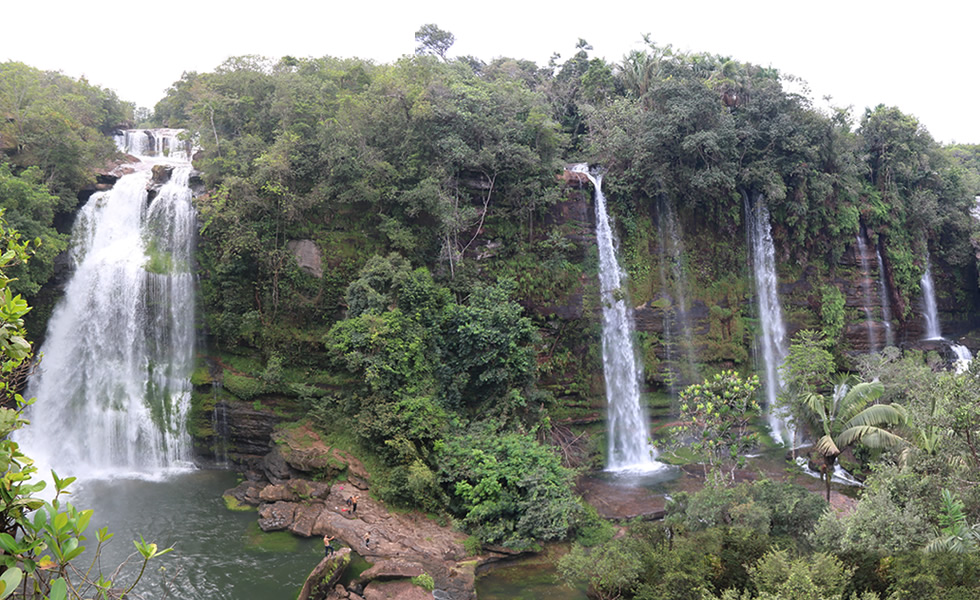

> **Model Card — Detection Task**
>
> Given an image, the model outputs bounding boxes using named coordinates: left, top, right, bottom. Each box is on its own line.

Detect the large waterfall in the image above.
left=20, top=129, right=197, bottom=479
left=744, top=192, right=793, bottom=446
left=575, top=166, right=659, bottom=471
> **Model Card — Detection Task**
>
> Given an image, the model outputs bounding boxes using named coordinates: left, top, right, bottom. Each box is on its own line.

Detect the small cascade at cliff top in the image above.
left=744, top=192, right=794, bottom=446
left=20, top=129, right=197, bottom=479
left=573, top=165, right=661, bottom=472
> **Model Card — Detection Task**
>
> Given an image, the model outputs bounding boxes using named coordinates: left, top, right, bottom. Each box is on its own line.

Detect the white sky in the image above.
left=4, top=0, right=978, bottom=144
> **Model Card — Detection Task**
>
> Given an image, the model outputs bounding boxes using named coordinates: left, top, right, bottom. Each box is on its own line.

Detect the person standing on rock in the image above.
left=324, top=535, right=335, bottom=557
left=351, top=495, right=359, bottom=514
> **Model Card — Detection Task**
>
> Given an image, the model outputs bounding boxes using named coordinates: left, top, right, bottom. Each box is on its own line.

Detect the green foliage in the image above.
left=437, top=423, right=578, bottom=549
left=747, top=548, right=853, bottom=600
left=0, top=62, right=130, bottom=210
left=410, top=572, right=435, bottom=591
left=925, top=490, right=980, bottom=554
left=557, top=535, right=645, bottom=600
left=0, top=166, right=66, bottom=296
left=670, top=370, right=761, bottom=478
left=414, top=24, right=454, bottom=60
left=666, top=478, right=827, bottom=546
left=819, top=284, right=846, bottom=343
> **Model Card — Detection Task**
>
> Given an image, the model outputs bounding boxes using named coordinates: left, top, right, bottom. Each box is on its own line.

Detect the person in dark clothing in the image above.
left=323, top=535, right=335, bottom=557
left=351, top=495, right=359, bottom=514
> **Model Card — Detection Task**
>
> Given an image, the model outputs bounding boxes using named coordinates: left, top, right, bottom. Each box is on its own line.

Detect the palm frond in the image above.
left=841, top=403, right=907, bottom=430
left=803, top=392, right=830, bottom=436
left=837, top=426, right=904, bottom=449
left=814, top=434, right=839, bottom=457
left=837, top=381, right=884, bottom=423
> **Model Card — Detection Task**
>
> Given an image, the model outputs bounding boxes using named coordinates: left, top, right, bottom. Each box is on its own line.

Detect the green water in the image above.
left=476, top=558, right=588, bottom=600
left=72, top=470, right=321, bottom=600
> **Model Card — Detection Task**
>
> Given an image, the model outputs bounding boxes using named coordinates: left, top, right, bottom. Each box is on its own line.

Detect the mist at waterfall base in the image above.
left=15, top=131, right=319, bottom=598
left=575, top=165, right=663, bottom=474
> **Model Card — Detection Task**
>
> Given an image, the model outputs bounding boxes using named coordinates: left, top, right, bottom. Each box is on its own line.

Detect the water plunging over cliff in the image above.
left=854, top=233, right=877, bottom=352
left=657, top=196, right=698, bottom=391
left=574, top=166, right=660, bottom=471
left=919, top=256, right=973, bottom=371
left=875, top=244, right=895, bottom=347
left=744, top=192, right=793, bottom=446
left=921, top=259, right=942, bottom=340
left=21, top=129, right=197, bottom=478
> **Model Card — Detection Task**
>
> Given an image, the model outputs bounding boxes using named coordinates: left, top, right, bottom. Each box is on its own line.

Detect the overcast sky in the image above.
left=4, top=0, right=978, bottom=144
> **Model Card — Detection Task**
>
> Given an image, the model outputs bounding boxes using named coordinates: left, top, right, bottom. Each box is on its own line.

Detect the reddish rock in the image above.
left=361, top=580, right=431, bottom=600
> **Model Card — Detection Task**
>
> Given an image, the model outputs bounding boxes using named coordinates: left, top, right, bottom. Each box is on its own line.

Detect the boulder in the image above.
left=297, top=548, right=351, bottom=600
left=273, top=425, right=371, bottom=487
left=287, top=239, right=323, bottom=278
left=361, top=580, right=431, bottom=600
left=357, top=559, right=425, bottom=583
left=257, top=501, right=297, bottom=532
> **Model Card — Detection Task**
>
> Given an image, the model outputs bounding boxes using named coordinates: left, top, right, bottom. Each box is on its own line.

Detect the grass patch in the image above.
left=244, top=522, right=299, bottom=553
left=223, top=494, right=256, bottom=512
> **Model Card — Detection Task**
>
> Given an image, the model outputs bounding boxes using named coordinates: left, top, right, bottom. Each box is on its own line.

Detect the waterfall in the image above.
left=573, top=166, right=659, bottom=471
left=921, top=259, right=942, bottom=340
left=744, top=192, right=793, bottom=446
left=657, top=196, right=698, bottom=390
left=919, top=255, right=973, bottom=371
left=875, top=244, right=895, bottom=347
left=21, top=129, right=197, bottom=479
left=854, top=233, right=877, bottom=352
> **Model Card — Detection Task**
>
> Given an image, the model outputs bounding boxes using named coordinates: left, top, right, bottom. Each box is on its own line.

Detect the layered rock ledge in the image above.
left=224, top=423, right=480, bottom=599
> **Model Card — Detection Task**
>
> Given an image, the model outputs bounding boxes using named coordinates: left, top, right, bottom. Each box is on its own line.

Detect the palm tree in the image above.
left=804, top=376, right=907, bottom=500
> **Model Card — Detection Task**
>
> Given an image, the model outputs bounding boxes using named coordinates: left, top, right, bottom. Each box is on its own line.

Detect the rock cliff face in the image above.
left=534, top=173, right=980, bottom=398
left=222, top=423, right=482, bottom=600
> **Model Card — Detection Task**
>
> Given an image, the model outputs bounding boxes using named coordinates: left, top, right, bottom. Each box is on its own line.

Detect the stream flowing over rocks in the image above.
left=223, top=424, right=486, bottom=599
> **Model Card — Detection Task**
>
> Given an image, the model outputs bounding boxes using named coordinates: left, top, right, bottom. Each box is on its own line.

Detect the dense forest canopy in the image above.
left=3, top=27, right=980, bottom=597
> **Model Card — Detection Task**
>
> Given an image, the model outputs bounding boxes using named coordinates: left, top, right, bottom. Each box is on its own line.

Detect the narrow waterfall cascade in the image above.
left=854, top=233, right=877, bottom=352
left=573, top=165, right=661, bottom=471
left=875, top=244, right=895, bottom=347
left=744, top=192, right=794, bottom=446
left=657, top=196, right=698, bottom=390
left=921, top=259, right=942, bottom=340
left=952, top=344, right=974, bottom=374
left=920, top=256, right=973, bottom=372
left=20, top=129, right=197, bottom=479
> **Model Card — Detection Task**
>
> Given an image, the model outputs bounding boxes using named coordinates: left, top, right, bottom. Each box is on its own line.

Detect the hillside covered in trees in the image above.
left=3, top=25, right=980, bottom=599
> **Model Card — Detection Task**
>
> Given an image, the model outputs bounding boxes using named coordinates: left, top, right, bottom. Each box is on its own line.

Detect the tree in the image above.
left=437, top=423, right=579, bottom=550
left=779, top=330, right=837, bottom=449
left=414, top=24, right=455, bottom=60
left=803, top=376, right=907, bottom=500
left=671, top=370, right=761, bottom=480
